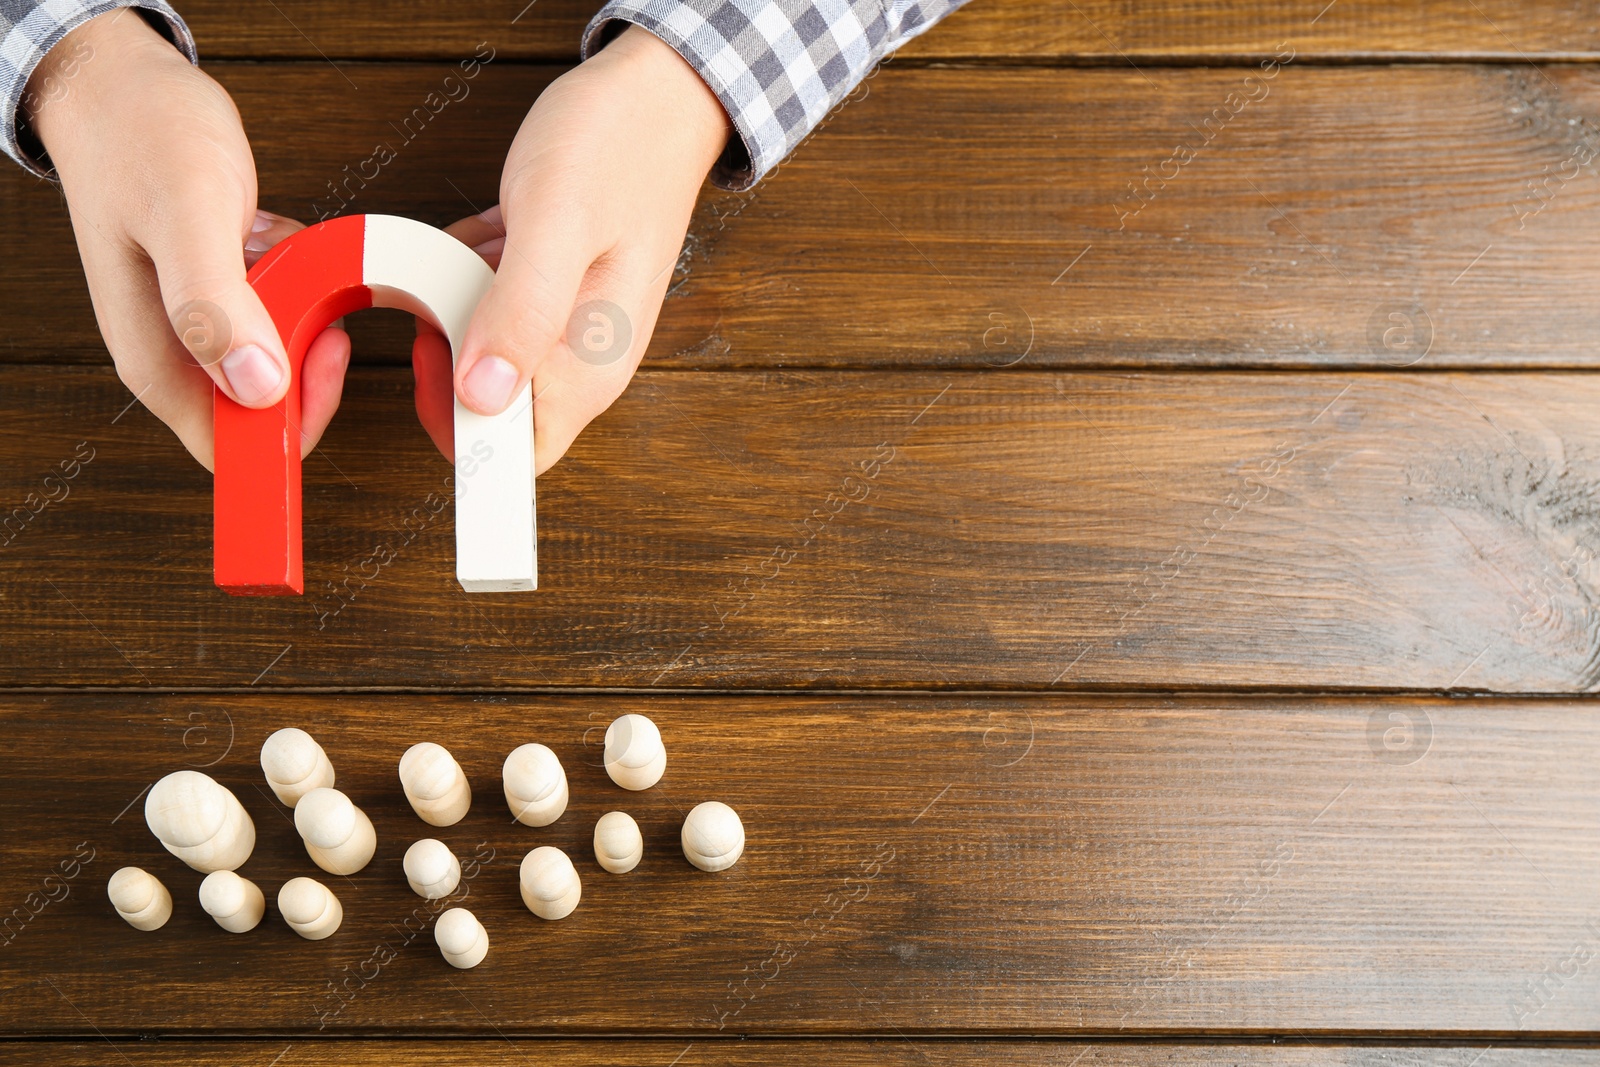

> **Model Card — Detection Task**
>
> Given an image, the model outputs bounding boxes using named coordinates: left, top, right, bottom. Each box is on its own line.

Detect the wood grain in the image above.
left=1, top=366, right=1597, bottom=691
left=10, top=65, right=1600, bottom=369
left=2, top=693, right=1597, bottom=1035
left=0, top=1040, right=1582, bottom=1065
left=175, top=0, right=1600, bottom=61
left=8, top=0, right=1595, bottom=1053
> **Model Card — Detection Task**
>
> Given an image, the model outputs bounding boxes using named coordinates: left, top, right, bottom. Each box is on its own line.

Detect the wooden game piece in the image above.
left=502, top=743, right=568, bottom=827
left=278, top=877, right=342, bottom=940
left=398, top=742, right=472, bottom=826
left=107, top=867, right=172, bottom=932
left=144, top=769, right=257, bottom=873
left=216, top=213, right=536, bottom=595
left=434, top=907, right=488, bottom=969
left=592, top=811, right=643, bottom=874
left=604, top=714, right=666, bottom=791
left=294, top=786, right=377, bottom=875
left=259, top=727, right=335, bottom=806
left=403, top=838, right=461, bottom=900
left=199, top=869, right=265, bottom=933
left=681, top=801, right=745, bottom=872
left=519, top=847, right=581, bottom=920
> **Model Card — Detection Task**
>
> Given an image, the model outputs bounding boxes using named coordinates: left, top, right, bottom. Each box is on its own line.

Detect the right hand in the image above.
left=24, top=8, right=350, bottom=470
left=410, top=26, right=731, bottom=475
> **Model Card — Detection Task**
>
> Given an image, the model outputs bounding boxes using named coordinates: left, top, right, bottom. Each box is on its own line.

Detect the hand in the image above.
left=413, top=25, right=731, bottom=473
left=25, top=9, right=350, bottom=470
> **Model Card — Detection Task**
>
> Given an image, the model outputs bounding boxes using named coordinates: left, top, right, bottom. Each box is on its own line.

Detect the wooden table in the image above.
left=3, top=1, right=1600, bottom=1061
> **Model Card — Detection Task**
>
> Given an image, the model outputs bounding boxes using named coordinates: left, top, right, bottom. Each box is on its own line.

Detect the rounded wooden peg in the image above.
left=399, top=742, right=472, bottom=826
left=403, top=838, right=462, bottom=900
left=604, top=714, right=666, bottom=791
left=199, top=870, right=265, bottom=933
left=502, top=743, right=568, bottom=827
left=519, top=847, right=581, bottom=920
left=278, top=877, right=342, bottom=940
left=107, top=866, right=172, bottom=931
left=260, top=727, right=336, bottom=806
left=593, top=811, right=643, bottom=874
left=294, top=786, right=377, bottom=875
left=682, top=801, right=745, bottom=872
left=144, top=770, right=256, bottom=872
left=435, top=907, right=488, bottom=969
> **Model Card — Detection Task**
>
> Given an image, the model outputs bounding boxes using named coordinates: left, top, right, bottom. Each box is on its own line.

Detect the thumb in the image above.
left=145, top=199, right=292, bottom=409
left=453, top=204, right=593, bottom=416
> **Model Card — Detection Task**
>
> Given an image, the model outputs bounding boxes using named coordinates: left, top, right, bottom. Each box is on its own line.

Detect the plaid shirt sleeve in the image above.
left=2, top=0, right=197, bottom=178
left=582, top=0, right=967, bottom=190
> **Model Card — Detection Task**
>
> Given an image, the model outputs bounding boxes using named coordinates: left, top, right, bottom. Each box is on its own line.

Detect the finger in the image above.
left=468, top=236, right=505, bottom=272
left=412, top=323, right=455, bottom=461
left=529, top=248, right=670, bottom=475
left=453, top=199, right=593, bottom=417
left=297, top=326, right=352, bottom=458
left=136, top=190, right=294, bottom=411
left=244, top=209, right=305, bottom=269
left=440, top=205, right=505, bottom=256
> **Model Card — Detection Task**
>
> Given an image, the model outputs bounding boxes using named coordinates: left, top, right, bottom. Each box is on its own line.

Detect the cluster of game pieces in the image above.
left=108, top=715, right=744, bottom=969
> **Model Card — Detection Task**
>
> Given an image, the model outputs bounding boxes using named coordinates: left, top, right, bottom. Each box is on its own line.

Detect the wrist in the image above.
left=601, top=24, right=732, bottom=173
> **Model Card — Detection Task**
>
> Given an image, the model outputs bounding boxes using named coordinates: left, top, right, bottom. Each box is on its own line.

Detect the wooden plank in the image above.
left=2, top=365, right=1597, bottom=691
left=0, top=1040, right=1583, bottom=1065
left=175, top=0, right=1600, bottom=61
left=10, top=65, right=1600, bottom=369
left=1, top=694, right=1596, bottom=1035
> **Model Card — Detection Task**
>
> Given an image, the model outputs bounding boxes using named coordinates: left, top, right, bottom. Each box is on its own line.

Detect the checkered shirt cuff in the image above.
left=583, top=0, right=964, bottom=190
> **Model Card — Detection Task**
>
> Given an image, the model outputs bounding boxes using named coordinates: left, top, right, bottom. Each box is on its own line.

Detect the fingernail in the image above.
left=221, top=344, right=285, bottom=405
left=461, top=355, right=518, bottom=414
left=246, top=212, right=281, bottom=253
left=472, top=237, right=505, bottom=258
